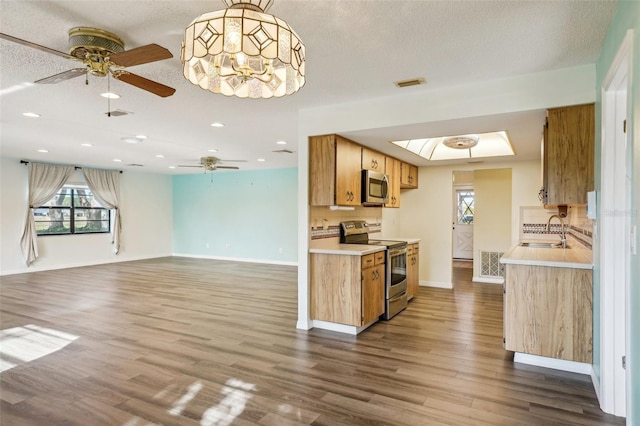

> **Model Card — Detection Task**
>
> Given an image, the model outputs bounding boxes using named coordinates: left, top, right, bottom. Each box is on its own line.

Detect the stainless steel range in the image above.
left=340, top=220, right=408, bottom=320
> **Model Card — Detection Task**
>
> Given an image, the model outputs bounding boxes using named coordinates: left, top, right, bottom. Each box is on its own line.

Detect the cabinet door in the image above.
left=503, top=264, right=592, bottom=363
left=309, top=135, right=336, bottom=206
left=400, top=163, right=418, bottom=188
left=362, top=263, right=385, bottom=324
left=545, top=103, right=594, bottom=205
left=335, top=136, right=362, bottom=206
left=310, top=253, right=361, bottom=325
left=362, top=148, right=386, bottom=173
left=407, top=244, right=419, bottom=299
left=384, top=157, right=401, bottom=208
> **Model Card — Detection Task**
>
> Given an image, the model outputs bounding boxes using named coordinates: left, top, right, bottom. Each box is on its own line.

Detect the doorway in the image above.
left=599, top=30, right=631, bottom=417
left=452, top=171, right=474, bottom=267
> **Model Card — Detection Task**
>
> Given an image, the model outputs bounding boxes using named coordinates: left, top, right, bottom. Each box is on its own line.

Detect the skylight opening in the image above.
left=392, top=131, right=515, bottom=161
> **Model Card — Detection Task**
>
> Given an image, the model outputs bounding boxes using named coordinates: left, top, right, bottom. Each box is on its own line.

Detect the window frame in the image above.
left=34, top=185, right=111, bottom=236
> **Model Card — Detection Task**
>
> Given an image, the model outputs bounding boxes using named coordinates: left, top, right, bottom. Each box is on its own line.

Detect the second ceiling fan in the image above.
left=0, top=26, right=175, bottom=97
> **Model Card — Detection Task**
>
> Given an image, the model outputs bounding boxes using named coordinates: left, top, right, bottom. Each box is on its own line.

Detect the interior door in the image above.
left=453, top=188, right=474, bottom=259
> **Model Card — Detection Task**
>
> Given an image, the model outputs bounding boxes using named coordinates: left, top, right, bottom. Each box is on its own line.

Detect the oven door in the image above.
left=387, top=246, right=407, bottom=299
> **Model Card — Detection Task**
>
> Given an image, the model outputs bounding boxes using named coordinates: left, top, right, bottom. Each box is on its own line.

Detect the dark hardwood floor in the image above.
left=0, top=257, right=625, bottom=425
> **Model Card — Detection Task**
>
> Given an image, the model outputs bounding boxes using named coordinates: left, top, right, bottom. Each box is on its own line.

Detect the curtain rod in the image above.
left=20, top=160, right=123, bottom=173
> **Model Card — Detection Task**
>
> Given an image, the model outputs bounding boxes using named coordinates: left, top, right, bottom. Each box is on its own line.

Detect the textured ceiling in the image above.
left=0, top=1, right=617, bottom=173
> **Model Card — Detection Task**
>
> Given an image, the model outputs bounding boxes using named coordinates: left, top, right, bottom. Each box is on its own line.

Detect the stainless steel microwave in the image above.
left=361, top=169, right=389, bottom=205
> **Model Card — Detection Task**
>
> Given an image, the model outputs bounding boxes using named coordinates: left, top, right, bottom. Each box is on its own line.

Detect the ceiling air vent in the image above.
left=272, top=149, right=295, bottom=154
left=127, top=163, right=144, bottom=167
left=105, top=109, right=132, bottom=117
left=394, top=78, right=426, bottom=88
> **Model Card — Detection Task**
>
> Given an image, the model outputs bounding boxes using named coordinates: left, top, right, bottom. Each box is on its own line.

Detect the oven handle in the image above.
left=389, top=247, right=407, bottom=257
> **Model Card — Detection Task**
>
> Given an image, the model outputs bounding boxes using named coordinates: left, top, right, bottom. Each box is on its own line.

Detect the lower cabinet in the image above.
left=407, top=243, right=420, bottom=300
left=310, top=251, right=385, bottom=326
left=503, top=264, right=592, bottom=363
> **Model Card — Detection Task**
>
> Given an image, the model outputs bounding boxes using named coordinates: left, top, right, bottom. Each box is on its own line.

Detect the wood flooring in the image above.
left=0, top=257, right=625, bottom=425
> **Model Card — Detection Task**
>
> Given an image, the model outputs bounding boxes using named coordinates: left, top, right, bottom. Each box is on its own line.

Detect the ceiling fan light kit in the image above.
left=181, top=0, right=306, bottom=99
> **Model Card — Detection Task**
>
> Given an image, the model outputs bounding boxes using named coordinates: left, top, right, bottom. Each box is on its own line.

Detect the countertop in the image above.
left=500, top=239, right=593, bottom=270
left=309, top=239, right=386, bottom=255
left=309, top=237, right=421, bottom=256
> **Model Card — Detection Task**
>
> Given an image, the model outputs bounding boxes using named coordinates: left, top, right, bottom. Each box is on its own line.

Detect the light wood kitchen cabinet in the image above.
left=541, top=103, right=594, bottom=205
left=309, top=134, right=361, bottom=206
left=503, top=264, right=592, bottom=363
left=400, top=162, right=418, bottom=189
left=362, top=148, right=386, bottom=173
left=310, top=251, right=385, bottom=326
left=407, top=243, right=419, bottom=300
left=385, top=156, right=401, bottom=208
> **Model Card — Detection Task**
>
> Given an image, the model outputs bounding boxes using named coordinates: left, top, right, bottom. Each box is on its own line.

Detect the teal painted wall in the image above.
left=172, top=168, right=298, bottom=263
left=595, top=0, right=639, bottom=421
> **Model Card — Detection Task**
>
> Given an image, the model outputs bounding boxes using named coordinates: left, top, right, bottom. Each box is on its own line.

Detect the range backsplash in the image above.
left=309, top=206, right=382, bottom=240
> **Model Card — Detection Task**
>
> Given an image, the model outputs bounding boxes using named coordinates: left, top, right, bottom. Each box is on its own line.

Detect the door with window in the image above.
left=453, top=188, right=474, bottom=259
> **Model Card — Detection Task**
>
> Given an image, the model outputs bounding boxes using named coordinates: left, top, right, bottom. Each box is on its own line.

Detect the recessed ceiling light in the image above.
left=276, top=140, right=287, bottom=145
left=135, top=134, right=148, bottom=140
left=113, top=159, right=122, bottom=162
left=37, top=149, right=48, bottom=153
left=121, top=136, right=145, bottom=144
left=81, top=143, right=93, bottom=147
left=23, top=112, right=40, bottom=118
left=211, top=122, right=224, bottom=127
left=155, top=154, right=165, bottom=158
left=257, top=158, right=266, bottom=162
left=208, top=149, right=218, bottom=153
left=168, top=166, right=176, bottom=169
left=101, top=92, right=120, bottom=99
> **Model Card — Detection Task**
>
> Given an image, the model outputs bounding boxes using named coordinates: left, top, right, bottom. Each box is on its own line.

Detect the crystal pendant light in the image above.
left=181, top=0, right=305, bottom=99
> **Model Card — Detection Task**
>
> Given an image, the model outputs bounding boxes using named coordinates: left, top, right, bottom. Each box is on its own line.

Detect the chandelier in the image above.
left=181, top=0, right=305, bottom=99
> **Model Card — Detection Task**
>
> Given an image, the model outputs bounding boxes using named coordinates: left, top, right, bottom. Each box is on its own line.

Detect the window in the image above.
left=35, top=185, right=110, bottom=235
left=456, top=189, right=474, bottom=224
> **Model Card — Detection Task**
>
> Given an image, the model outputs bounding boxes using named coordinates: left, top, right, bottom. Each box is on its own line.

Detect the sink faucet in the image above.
left=546, top=214, right=567, bottom=248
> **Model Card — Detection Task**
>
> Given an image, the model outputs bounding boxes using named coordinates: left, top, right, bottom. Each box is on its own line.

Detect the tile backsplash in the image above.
left=520, top=205, right=593, bottom=249
left=309, top=206, right=382, bottom=240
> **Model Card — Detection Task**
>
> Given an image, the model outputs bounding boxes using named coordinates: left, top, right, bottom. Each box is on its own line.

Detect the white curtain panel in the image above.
left=20, top=162, right=74, bottom=266
left=82, top=168, right=121, bottom=254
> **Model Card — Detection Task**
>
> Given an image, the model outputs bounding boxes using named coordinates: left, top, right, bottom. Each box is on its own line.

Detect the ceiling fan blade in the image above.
left=219, top=159, right=247, bottom=163
left=177, top=165, right=204, bottom=168
left=109, top=44, right=173, bottom=68
left=35, top=68, right=87, bottom=84
left=114, top=72, right=175, bottom=97
left=0, top=32, right=75, bottom=60
left=216, top=166, right=240, bottom=170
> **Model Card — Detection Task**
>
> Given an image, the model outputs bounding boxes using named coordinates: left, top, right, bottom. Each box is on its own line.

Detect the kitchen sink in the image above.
left=519, top=242, right=569, bottom=249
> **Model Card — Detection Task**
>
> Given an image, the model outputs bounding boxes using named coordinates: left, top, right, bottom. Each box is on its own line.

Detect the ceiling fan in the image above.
left=178, top=157, right=246, bottom=172
left=0, top=27, right=175, bottom=97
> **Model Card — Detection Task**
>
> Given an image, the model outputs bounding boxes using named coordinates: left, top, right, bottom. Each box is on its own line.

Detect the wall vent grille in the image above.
left=481, top=251, right=505, bottom=277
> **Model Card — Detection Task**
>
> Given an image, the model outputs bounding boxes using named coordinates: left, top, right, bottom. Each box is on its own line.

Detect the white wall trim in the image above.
left=0, top=254, right=165, bottom=276
left=592, top=367, right=602, bottom=401
left=472, top=276, right=504, bottom=284
left=514, top=352, right=594, bottom=376
left=172, top=253, right=297, bottom=267
left=310, top=319, right=377, bottom=335
left=420, top=280, right=453, bottom=289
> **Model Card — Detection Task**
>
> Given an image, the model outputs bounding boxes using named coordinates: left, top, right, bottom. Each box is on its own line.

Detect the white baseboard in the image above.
left=514, top=352, right=593, bottom=376
left=420, top=280, right=453, bottom=289
left=472, top=276, right=504, bottom=284
left=0, top=254, right=169, bottom=276
left=172, top=253, right=297, bottom=267
left=591, top=367, right=601, bottom=401
left=296, top=319, right=312, bottom=330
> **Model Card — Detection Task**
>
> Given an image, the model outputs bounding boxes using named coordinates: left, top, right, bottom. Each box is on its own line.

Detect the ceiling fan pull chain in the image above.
left=107, top=71, right=111, bottom=117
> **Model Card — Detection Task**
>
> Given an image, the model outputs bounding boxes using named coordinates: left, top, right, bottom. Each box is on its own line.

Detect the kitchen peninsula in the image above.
left=500, top=241, right=593, bottom=365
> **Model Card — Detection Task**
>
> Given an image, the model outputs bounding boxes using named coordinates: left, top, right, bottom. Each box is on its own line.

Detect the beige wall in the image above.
left=383, top=159, right=541, bottom=287
left=473, top=168, right=512, bottom=279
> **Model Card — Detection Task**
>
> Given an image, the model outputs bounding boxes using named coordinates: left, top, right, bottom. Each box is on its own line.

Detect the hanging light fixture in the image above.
left=181, top=0, right=305, bottom=99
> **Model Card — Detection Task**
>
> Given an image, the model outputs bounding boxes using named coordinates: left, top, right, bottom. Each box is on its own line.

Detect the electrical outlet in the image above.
left=205, top=242, right=210, bottom=249
left=278, top=248, right=283, bottom=254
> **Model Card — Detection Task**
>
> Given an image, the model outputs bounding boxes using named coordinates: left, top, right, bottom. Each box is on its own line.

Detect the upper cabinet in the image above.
left=362, top=148, right=386, bottom=173
left=400, top=162, right=419, bottom=189
left=309, top=134, right=361, bottom=206
left=542, top=103, right=594, bottom=205
left=309, top=134, right=419, bottom=207
left=385, top=156, right=401, bottom=208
